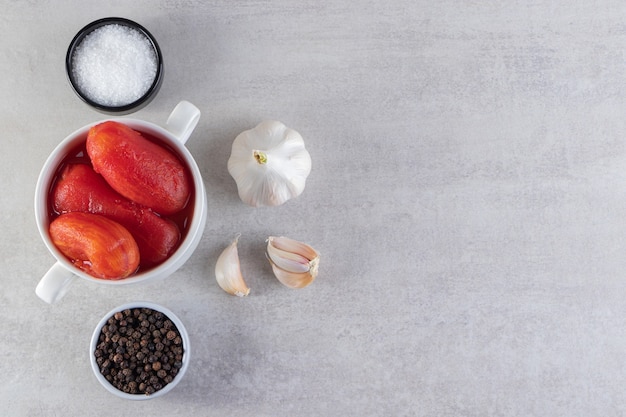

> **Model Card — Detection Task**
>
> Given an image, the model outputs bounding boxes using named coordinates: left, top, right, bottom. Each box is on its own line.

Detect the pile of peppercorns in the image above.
left=93, top=307, right=184, bottom=396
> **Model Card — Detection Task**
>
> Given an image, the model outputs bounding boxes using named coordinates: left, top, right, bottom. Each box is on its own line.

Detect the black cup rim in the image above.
left=66, top=17, right=164, bottom=115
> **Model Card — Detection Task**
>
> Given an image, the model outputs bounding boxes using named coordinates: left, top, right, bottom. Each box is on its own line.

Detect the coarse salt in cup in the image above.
left=34, top=101, right=206, bottom=304
left=90, top=302, right=190, bottom=399
left=66, top=17, right=163, bottom=114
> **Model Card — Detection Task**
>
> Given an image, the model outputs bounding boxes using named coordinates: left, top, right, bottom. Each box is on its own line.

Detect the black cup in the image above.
left=66, top=17, right=164, bottom=115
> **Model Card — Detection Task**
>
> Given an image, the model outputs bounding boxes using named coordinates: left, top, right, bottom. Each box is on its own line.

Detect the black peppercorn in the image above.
left=128, top=381, right=138, bottom=394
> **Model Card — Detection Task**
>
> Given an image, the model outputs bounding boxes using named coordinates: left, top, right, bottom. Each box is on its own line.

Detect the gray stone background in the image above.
left=2, top=0, right=626, bottom=416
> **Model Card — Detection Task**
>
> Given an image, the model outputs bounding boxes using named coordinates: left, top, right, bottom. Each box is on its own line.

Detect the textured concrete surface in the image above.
left=3, top=1, right=626, bottom=416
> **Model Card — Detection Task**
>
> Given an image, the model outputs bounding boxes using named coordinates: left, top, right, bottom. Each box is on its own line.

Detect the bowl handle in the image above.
left=165, top=101, right=201, bottom=145
left=36, top=262, right=76, bottom=304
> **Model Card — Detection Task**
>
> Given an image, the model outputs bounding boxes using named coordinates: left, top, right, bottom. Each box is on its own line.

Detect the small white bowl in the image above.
left=89, top=302, right=190, bottom=400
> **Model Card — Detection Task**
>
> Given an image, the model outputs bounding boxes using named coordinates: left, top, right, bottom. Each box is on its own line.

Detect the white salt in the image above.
left=71, top=24, right=158, bottom=107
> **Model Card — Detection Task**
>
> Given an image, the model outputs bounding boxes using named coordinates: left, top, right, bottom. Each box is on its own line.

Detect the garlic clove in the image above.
left=266, top=236, right=319, bottom=289
left=215, top=235, right=250, bottom=297
left=268, top=236, right=319, bottom=264
left=266, top=240, right=311, bottom=274
left=269, top=263, right=317, bottom=289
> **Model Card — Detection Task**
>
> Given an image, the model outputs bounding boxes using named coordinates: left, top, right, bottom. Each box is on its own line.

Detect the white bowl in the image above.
left=89, top=302, right=190, bottom=400
left=34, top=101, right=206, bottom=304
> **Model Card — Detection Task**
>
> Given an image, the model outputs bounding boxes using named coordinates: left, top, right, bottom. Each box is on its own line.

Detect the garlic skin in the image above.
left=215, top=235, right=250, bottom=297
left=267, top=236, right=319, bottom=289
left=227, top=121, right=312, bottom=207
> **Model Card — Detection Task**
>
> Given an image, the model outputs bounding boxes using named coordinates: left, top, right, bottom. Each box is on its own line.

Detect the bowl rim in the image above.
left=89, top=301, right=191, bottom=400
left=65, top=17, right=164, bottom=114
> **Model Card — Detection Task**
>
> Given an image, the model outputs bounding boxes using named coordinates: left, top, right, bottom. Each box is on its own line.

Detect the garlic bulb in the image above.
left=227, top=121, right=312, bottom=207
left=266, top=236, right=319, bottom=288
left=215, top=235, right=250, bottom=296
